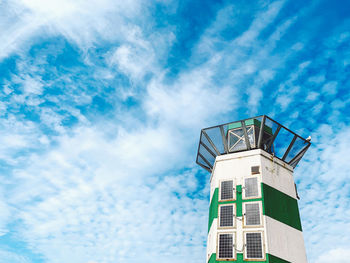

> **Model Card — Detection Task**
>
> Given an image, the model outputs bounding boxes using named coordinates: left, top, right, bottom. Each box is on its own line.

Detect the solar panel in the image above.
left=246, top=232, right=263, bottom=259
left=220, top=180, right=234, bottom=200
left=218, top=233, right=234, bottom=259
left=244, top=177, right=259, bottom=198
left=219, top=204, right=235, bottom=227
left=245, top=203, right=260, bottom=226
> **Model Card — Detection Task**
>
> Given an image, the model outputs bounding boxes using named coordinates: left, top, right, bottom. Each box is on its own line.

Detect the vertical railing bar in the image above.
left=266, top=126, right=281, bottom=153
left=257, top=115, right=266, bottom=149
left=282, top=135, right=297, bottom=161
left=220, top=126, right=229, bottom=154
left=241, top=121, right=251, bottom=150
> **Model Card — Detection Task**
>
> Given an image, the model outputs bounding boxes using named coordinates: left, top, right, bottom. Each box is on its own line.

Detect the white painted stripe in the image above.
left=207, top=218, right=217, bottom=262
left=265, top=216, right=307, bottom=263
left=260, top=154, right=297, bottom=199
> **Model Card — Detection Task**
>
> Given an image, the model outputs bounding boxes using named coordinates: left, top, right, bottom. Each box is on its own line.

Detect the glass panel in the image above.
left=285, top=137, right=309, bottom=163
left=204, top=127, right=225, bottom=154
left=201, top=133, right=219, bottom=156
left=246, top=116, right=262, bottom=149
left=228, top=128, right=247, bottom=152
left=221, top=180, right=234, bottom=200
left=197, top=155, right=211, bottom=169
left=261, top=117, right=280, bottom=154
left=247, top=125, right=255, bottom=148
left=196, top=115, right=310, bottom=172
left=218, top=233, right=234, bottom=259
left=244, top=178, right=259, bottom=198
left=229, top=129, right=241, bottom=149
left=289, top=146, right=308, bottom=167
left=264, top=117, right=280, bottom=135
left=246, top=233, right=263, bottom=259
left=273, top=127, right=295, bottom=159
left=221, top=124, right=229, bottom=152
left=220, top=205, right=234, bottom=227
left=245, top=203, right=260, bottom=226
left=199, top=144, right=215, bottom=167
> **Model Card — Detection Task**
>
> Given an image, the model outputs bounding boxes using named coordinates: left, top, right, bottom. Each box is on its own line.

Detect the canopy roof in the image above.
left=196, top=115, right=311, bottom=172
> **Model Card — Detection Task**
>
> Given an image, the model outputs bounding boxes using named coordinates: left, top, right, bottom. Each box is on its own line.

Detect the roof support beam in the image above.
left=220, top=126, right=229, bottom=154
left=200, top=142, right=216, bottom=158
left=197, top=161, right=212, bottom=173
left=257, top=115, right=266, bottom=149
left=282, top=135, right=297, bottom=161
left=289, top=144, right=310, bottom=167
left=266, top=126, right=281, bottom=153
left=241, top=120, right=251, bottom=150
left=198, top=152, right=213, bottom=169
left=202, top=130, right=221, bottom=156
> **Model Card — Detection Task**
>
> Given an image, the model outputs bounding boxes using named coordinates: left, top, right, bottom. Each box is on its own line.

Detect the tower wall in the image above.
left=206, top=149, right=307, bottom=263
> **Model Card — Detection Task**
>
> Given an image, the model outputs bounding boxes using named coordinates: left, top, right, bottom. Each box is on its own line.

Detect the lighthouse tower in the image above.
left=196, top=115, right=311, bottom=263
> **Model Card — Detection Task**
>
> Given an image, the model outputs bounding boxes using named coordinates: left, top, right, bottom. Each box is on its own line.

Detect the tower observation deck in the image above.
left=196, top=115, right=311, bottom=263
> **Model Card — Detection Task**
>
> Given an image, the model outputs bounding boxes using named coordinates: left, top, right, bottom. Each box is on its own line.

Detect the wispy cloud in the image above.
left=1, top=0, right=350, bottom=262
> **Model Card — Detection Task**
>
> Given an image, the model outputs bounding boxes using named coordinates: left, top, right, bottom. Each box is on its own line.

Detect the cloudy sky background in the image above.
left=0, top=0, right=350, bottom=262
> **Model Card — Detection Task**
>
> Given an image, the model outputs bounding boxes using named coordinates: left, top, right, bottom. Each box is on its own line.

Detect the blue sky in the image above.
left=0, top=0, right=350, bottom=262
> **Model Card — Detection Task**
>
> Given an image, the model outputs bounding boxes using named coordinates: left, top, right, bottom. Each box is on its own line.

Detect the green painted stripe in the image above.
left=227, top=119, right=273, bottom=134
left=262, top=183, right=302, bottom=231
left=208, top=188, right=218, bottom=232
left=208, top=253, right=216, bottom=263
left=268, top=254, right=291, bottom=263
left=208, top=186, right=264, bottom=232
left=236, top=185, right=242, bottom=217
left=261, top=182, right=266, bottom=215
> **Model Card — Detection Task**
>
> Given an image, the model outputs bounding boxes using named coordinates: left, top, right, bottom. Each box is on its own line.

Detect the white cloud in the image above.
left=235, top=0, right=285, bottom=47
left=0, top=0, right=148, bottom=58
left=305, top=91, right=319, bottom=102
left=0, top=250, right=30, bottom=263
left=109, top=43, right=155, bottom=81
left=297, top=125, right=350, bottom=262
left=315, top=248, right=350, bottom=263
left=0, top=197, right=11, bottom=236
left=145, top=68, right=237, bottom=127
left=322, top=81, right=338, bottom=96
left=1, top=1, right=350, bottom=263
left=8, top=124, right=208, bottom=263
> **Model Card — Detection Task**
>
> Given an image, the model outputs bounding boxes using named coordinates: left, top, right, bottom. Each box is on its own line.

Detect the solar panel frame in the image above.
left=243, top=201, right=263, bottom=227
left=244, top=231, right=265, bottom=260
left=243, top=176, right=260, bottom=199
left=217, top=232, right=236, bottom=260
left=219, top=180, right=236, bottom=201
left=218, top=204, right=236, bottom=228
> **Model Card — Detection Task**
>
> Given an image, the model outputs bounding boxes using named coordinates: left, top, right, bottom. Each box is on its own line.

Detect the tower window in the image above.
left=244, top=177, right=259, bottom=198
left=251, top=166, right=260, bottom=174
left=244, top=202, right=261, bottom=226
left=219, top=204, right=235, bottom=228
left=217, top=233, right=235, bottom=260
left=245, top=232, right=264, bottom=260
left=220, top=180, right=234, bottom=201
